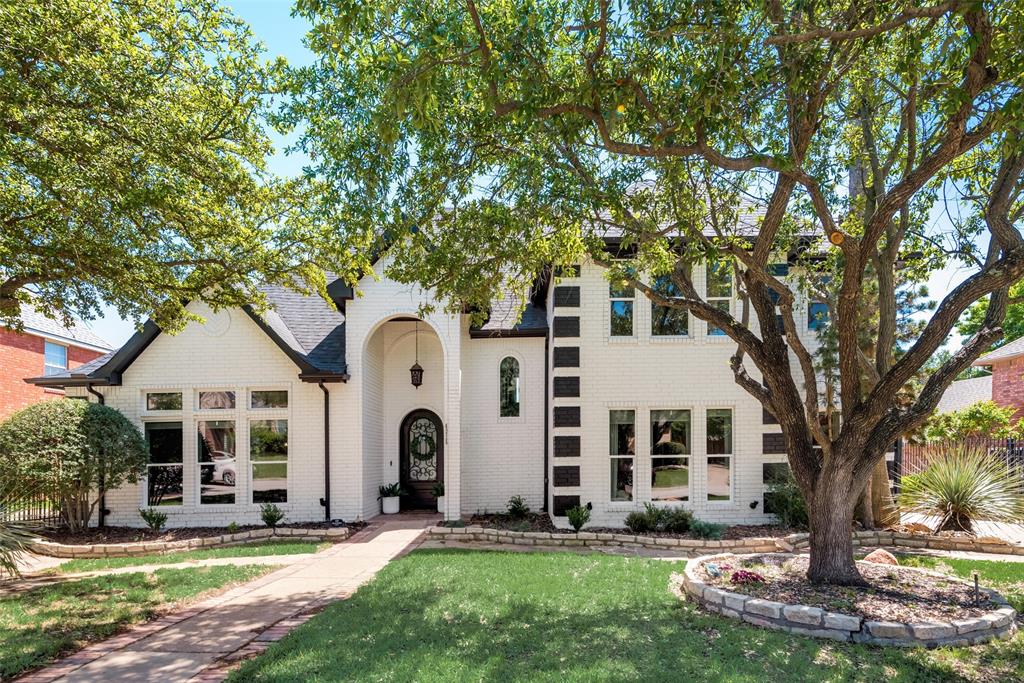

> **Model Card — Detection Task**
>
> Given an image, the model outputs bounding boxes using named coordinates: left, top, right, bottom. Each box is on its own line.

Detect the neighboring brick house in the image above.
left=1, top=304, right=112, bottom=420
left=971, top=336, right=1024, bottom=419
left=29, top=246, right=826, bottom=529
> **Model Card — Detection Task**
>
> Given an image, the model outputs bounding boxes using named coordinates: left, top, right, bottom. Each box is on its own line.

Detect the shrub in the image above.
left=566, top=504, right=591, bottom=532
left=661, top=507, right=694, bottom=533
left=624, top=503, right=692, bottom=534
left=730, top=569, right=766, bottom=585
left=624, top=509, right=653, bottom=533
left=690, top=519, right=727, bottom=540
left=227, top=522, right=240, bottom=534
left=898, top=446, right=1024, bottom=533
left=764, top=468, right=809, bottom=529
left=260, top=503, right=286, bottom=528
left=923, top=401, right=1016, bottom=441
left=378, top=483, right=404, bottom=499
left=506, top=495, right=530, bottom=518
left=138, top=508, right=168, bottom=532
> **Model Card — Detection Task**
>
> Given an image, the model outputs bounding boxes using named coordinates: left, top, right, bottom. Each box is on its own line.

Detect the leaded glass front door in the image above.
left=399, top=409, right=444, bottom=509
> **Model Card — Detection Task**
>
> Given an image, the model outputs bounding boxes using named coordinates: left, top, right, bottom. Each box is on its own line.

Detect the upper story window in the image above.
left=808, top=302, right=830, bottom=330
left=43, top=341, right=67, bottom=375
left=147, top=392, right=182, bottom=411
left=198, top=391, right=236, bottom=410
left=706, top=261, right=733, bottom=336
left=651, top=275, right=688, bottom=336
left=609, top=281, right=634, bottom=336
left=251, top=390, right=288, bottom=409
left=499, top=357, right=520, bottom=417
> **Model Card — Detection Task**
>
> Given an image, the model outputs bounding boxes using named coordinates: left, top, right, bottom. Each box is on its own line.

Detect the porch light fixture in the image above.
left=410, top=321, right=424, bottom=388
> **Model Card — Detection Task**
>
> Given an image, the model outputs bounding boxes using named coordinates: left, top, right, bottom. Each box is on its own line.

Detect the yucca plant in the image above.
left=0, top=509, right=38, bottom=578
left=898, top=447, right=1024, bottom=533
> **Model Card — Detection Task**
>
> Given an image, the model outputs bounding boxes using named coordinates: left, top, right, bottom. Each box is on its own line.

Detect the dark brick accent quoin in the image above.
left=553, top=435, right=581, bottom=458
left=552, top=495, right=580, bottom=516
left=553, top=406, right=581, bottom=427
left=553, top=346, right=580, bottom=368
left=553, top=466, right=580, bottom=487
left=552, top=316, right=580, bottom=338
left=763, top=432, right=786, bottom=454
left=553, top=376, right=580, bottom=397
left=553, top=286, right=580, bottom=307
left=763, top=407, right=779, bottom=425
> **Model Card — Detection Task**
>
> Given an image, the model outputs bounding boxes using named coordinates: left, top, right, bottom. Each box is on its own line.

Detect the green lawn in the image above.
left=1, top=564, right=274, bottom=679
left=230, top=550, right=1024, bottom=683
left=51, top=540, right=328, bottom=574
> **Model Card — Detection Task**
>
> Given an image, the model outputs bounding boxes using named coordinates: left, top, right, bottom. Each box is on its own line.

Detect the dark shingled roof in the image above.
left=468, top=295, right=548, bottom=338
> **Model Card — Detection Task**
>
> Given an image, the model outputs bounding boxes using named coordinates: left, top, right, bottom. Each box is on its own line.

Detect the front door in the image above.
left=399, top=409, right=444, bottom=510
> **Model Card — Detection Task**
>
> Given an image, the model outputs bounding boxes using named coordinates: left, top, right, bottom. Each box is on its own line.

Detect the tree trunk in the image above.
left=855, top=478, right=874, bottom=528
left=870, top=458, right=898, bottom=527
left=807, top=473, right=866, bottom=586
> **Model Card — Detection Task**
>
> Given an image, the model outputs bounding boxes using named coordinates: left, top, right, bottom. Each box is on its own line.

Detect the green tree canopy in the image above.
left=958, top=281, right=1024, bottom=348
left=284, top=0, right=1024, bottom=585
left=0, top=0, right=350, bottom=332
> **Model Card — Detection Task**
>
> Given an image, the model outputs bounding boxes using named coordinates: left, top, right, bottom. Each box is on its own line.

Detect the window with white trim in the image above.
left=147, top=392, right=182, bottom=411
left=499, top=356, right=520, bottom=417
left=145, top=422, right=183, bottom=507
left=609, top=281, right=634, bottom=336
left=197, top=420, right=236, bottom=504
left=43, top=341, right=67, bottom=375
left=651, top=409, right=690, bottom=501
left=651, top=275, right=688, bottom=336
left=706, top=408, right=733, bottom=501
left=251, top=419, right=288, bottom=503
left=609, top=410, right=635, bottom=501
left=706, top=261, right=733, bottom=336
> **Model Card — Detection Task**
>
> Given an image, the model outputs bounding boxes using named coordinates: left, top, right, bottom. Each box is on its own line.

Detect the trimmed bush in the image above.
left=566, top=504, right=591, bottom=532
left=260, top=503, right=286, bottom=528
left=138, top=508, right=168, bottom=532
left=690, top=519, right=726, bottom=540
left=0, top=399, right=146, bottom=531
left=624, top=503, right=692, bottom=534
left=661, top=507, right=694, bottom=533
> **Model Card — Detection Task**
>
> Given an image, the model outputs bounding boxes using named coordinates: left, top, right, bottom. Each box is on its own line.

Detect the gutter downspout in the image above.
left=318, top=381, right=331, bottom=522
left=543, top=332, right=550, bottom=512
left=86, top=384, right=107, bottom=528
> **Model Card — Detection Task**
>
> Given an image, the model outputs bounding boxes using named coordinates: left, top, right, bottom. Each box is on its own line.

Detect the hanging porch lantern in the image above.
left=410, top=321, right=424, bottom=388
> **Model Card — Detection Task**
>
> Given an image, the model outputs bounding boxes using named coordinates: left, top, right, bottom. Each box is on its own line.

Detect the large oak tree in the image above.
left=283, top=0, right=1024, bottom=584
left=0, top=0, right=346, bottom=332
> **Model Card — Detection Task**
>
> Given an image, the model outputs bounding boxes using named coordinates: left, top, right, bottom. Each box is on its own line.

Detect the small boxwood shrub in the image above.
left=260, top=503, right=285, bottom=528
left=566, top=504, right=591, bottom=532
left=690, top=519, right=727, bottom=540
left=625, top=503, right=693, bottom=534
left=138, top=508, right=168, bottom=532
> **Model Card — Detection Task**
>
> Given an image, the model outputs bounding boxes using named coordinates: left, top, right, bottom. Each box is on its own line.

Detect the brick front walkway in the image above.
left=18, top=515, right=438, bottom=683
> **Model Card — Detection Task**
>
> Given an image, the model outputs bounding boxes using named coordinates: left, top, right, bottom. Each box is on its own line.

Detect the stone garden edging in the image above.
left=29, top=526, right=350, bottom=559
left=677, top=553, right=1018, bottom=647
left=426, top=526, right=1024, bottom=557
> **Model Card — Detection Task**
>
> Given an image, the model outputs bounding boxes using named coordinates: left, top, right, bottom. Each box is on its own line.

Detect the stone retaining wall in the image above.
left=426, top=526, right=1024, bottom=557
left=678, top=553, right=1018, bottom=647
left=30, top=526, right=350, bottom=559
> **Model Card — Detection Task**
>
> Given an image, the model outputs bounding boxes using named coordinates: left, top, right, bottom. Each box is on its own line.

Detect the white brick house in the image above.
left=29, top=254, right=823, bottom=528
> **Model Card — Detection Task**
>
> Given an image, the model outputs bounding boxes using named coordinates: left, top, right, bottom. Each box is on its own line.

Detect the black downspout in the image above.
left=543, top=332, right=550, bottom=512
left=86, top=384, right=107, bottom=528
left=318, top=381, right=331, bottom=522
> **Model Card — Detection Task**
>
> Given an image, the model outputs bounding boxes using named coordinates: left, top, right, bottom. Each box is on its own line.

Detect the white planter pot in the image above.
left=382, top=496, right=400, bottom=514
left=436, top=495, right=445, bottom=514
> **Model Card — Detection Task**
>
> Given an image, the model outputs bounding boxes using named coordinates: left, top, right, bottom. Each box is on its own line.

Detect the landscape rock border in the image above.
left=29, top=526, right=350, bottom=559
left=677, top=553, right=1018, bottom=647
left=426, top=526, right=1024, bottom=557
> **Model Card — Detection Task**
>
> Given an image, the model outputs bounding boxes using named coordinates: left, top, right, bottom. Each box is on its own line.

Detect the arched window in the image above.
left=499, top=356, right=520, bottom=417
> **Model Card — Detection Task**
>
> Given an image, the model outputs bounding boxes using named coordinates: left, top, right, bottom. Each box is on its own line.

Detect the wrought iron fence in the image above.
left=898, top=438, right=1024, bottom=495
left=0, top=483, right=61, bottom=527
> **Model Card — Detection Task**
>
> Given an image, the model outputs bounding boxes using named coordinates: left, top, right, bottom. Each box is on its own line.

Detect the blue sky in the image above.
left=83, top=1, right=976, bottom=351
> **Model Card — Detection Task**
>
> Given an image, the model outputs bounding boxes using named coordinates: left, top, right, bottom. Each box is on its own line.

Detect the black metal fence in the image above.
left=898, top=438, right=1024, bottom=495
left=0, top=485, right=61, bottom=527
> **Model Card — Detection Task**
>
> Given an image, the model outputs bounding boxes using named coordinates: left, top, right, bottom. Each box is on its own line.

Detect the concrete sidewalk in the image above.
left=21, top=516, right=437, bottom=683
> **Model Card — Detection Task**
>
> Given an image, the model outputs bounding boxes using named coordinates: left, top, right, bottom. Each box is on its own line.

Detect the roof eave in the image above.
left=468, top=328, right=548, bottom=339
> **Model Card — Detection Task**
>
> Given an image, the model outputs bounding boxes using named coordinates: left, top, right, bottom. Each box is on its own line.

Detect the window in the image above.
left=145, top=422, right=183, bottom=506
left=499, top=357, right=520, bottom=417
left=706, top=408, right=733, bottom=501
left=609, top=410, right=635, bottom=501
left=609, top=281, right=634, bottom=336
left=251, top=419, right=288, bottom=503
left=197, top=420, right=236, bottom=504
left=43, top=341, right=67, bottom=375
left=808, top=302, right=830, bottom=330
left=198, top=391, right=235, bottom=410
left=651, top=410, right=691, bottom=501
left=147, top=392, right=182, bottom=411
left=706, top=261, right=733, bottom=336
left=651, top=275, right=688, bottom=336
left=762, top=462, right=791, bottom=515
left=251, top=390, right=288, bottom=409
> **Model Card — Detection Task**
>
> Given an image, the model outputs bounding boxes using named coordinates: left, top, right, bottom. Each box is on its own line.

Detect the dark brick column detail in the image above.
left=553, top=346, right=580, bottom=368
left=763, top=432, right=786, bottom=454
left=552, top=495, right=580, bottom=516
left=762, top=407, right=779, bottom=424
left=553, top=406, right=580, bottom=427
left=553, top=376, right=580, bottom=397
left=553, top=316, right=580, bottom=338
left=553, top=435, right=580, bottom=457
left=553, top=286, right=580, bottom=307
left=553, top=466, right=580, bottom=487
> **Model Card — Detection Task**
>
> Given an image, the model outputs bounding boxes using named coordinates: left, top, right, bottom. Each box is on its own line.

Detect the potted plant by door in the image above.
left=378, top=483, right=404, bottom=514
left=432, top=482, right=445, bottom=513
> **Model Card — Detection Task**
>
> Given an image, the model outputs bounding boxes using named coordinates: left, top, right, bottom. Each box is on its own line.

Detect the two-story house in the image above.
left=28, top=252, right=825, bottom=528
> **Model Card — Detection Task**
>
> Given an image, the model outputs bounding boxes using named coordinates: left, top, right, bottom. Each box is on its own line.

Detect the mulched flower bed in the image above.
left=42, top=520, right=364, bottom=545
left=700, top=553, right=995, bottom=623
left=468, top=513, right=793, bottom=540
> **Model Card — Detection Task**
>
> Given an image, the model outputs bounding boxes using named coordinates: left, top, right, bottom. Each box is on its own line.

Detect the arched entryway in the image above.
left=399, top=409, right=444, bottom=509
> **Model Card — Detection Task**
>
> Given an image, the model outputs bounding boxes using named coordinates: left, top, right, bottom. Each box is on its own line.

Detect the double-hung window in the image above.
left=43, top=341, right=67, bottom=375
left=651, top=275, right=688, bottom=336
left=706, top=261, right=733, bottom=336
left=651, top=410, right=691, bottom=501
left=609, top=280, right=635, bottom=337
left=808, top=301, right=830, bottom=330
left=609, top=410, right=635, bottom=501
left=706, top=408, right=733, bottom=501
